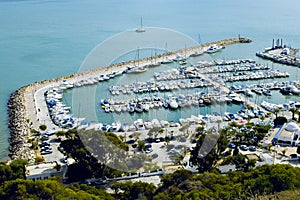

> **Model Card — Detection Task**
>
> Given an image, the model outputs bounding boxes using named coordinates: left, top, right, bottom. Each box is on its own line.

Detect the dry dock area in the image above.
left=256, top=39, right=300, bottom=67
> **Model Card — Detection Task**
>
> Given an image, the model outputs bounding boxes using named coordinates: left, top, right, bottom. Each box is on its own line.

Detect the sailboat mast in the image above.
left=137, top=47, right=140, bottom=67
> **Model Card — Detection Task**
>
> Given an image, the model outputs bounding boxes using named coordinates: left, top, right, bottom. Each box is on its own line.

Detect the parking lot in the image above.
left=39, top=134, right=65, bottom=164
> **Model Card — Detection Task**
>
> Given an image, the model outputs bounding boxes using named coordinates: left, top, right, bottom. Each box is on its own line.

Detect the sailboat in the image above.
left=136, top=17, right=146, bottom=33
left=147, top=50, right=160, bottom=67
left=161, top=43, right=173, bottom=64
left=190, top=34, right=203, bottom=57
left=126, top=48, right=147, bottom=73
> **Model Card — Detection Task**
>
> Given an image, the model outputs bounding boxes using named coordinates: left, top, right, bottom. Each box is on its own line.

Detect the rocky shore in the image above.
left=7, top=87, right=35, bottom=161
left=6, top=37, right=251, bottom=162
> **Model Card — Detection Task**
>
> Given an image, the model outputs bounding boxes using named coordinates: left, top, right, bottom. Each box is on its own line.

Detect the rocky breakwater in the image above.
left=7, top=87, right=34, bottom=162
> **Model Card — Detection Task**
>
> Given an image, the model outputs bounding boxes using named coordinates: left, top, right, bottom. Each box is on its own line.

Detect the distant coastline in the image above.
left=7, top=37, right=251, bottom=162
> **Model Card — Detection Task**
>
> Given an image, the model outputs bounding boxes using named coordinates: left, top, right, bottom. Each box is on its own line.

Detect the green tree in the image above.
left=148, top=127, right=164, bottom=138
left=56, top=131, right=66, bottom=137
left=190, top=134, right=219, bottom=173
left=39, top=124, right=47, bottom=131
left=137, top=140, right=146, bottom=151
left=273, top=108, right=280, bottom=118
left=289, top=107, right=297, bottom=120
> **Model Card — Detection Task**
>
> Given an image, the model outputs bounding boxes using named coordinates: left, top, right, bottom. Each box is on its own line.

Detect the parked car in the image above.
left=228, top=143, right=236, bottom=149
left=240, top=145, right=248, bottom=151
left=152, top=153, right=158, bottom=159
left=94, top=179, right=107, bottom=185
left=154, top=138, right=160, bottom=143
left=126, top=139, right=135, bottom=144
left=39, top=141, right=50, bottom=147
left=40, top=135, right=49, bottom=140
left=41, top=149, right=52, bottom=155
left=145, top=148, right=153, bottom=154
left=41, top=146, right=52, bottom=151
left=249, top=145, right=256, bottom=151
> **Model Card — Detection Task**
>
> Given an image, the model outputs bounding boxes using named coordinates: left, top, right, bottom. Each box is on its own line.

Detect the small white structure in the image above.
left=25, top=162, right=67, bottom=181
left=217, top=165, right=236, bottom=174
left=277, top=122, right=300, bottom=146
left=285, top=122, right=299, bottom=132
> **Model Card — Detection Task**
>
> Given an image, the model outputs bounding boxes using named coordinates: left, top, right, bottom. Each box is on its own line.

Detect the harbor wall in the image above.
left=7, top=37, right=251, bottom=161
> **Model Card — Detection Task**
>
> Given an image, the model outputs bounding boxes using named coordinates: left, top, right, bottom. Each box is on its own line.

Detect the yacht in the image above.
left=263, top=89, right=272, bottom=96
left=126, top=66, right=147, bottom=74
left=206, top=45, right=224, bottom=54
left=161, top=57, right=173, bottom=64
left=168, top=100, right=179, bottom=109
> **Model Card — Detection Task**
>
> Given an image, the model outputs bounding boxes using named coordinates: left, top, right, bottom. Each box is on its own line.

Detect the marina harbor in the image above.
left=7, top=36, right=300, bottom=173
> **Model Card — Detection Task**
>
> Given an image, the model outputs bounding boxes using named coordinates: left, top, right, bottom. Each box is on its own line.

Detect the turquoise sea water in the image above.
left=1, top=0, right=300, bottom=160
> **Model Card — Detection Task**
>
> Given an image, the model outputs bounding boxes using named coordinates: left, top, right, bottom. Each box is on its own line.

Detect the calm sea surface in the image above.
left=1, top=0, right=300, bottom=160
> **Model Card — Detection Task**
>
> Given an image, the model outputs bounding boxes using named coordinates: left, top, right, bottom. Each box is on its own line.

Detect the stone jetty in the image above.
left=7, top=87, right=35, bottom=161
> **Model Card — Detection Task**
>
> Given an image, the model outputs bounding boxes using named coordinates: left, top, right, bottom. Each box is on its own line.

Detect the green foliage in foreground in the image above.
left=257, top=189, right=300, bottom=200
left=2, top=159, right=300, bottom=199
left=0, top=179, right=113, bottom=200
left=0, top=159, right=27, bottom=184
left=153, top=164, right=300, bottom=199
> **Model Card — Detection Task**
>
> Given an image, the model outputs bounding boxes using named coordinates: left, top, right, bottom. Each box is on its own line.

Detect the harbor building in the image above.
left=277, top=122, right=300, bottom=146
left=25, top=162, right=67, bottom=181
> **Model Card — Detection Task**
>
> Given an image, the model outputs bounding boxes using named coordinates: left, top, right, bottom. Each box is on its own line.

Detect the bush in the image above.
left=274, top=117, right=287, bottom=127
left=39, top=124, right=47, bottom=131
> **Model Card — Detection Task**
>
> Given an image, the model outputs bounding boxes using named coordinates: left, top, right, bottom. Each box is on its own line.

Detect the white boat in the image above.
left=190, top=51, right=202, bottom=57
left=224, top=112, right=235, bottom=120
left=245, top=89, right=254, bottom=96
left=231, top=95, right=243, bottom=104
left=263, top=89, right=272, bottom=96
left=144, top=121, right=153, bottom=129
left=254, top=89, right=262, bottom=95
left=245, top=109, right=255, bottom=118
left=143, top=104, right=150, bottom=112
left=136, top=17, right=146, bottom=33
left=288, top=85, right=300, bottom=94
left=134, top=119, right=145, bottom=130
left=147, top=62, right=160, bottom=68
left=168, top=100, right=179, bottom=109
left=161, top=57, right=173, bottom=64
left=104, top=107, right=111, bottom=113
left=126, top=66, right=147, bottom=74
left=179, top=60, right=187, bottom=65
left=109, top=122, right=122, bottom=132
left=206, top=45, right=224, bottom=54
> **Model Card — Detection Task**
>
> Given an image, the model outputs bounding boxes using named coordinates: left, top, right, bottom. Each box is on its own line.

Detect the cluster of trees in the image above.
left=0, top=159, right=27, bottom=183
left=111, top=164, right=300, bottom=199
left=2, top=158, right=300, bottom=199
left=0, top=178, right=113, bottom=200
left=220, top=121, right=271, bottom=146
left=60, top=130, right=125, bottom=182
left=60, top=130, right=151, bottom=182
left=190, top=132, right=229, bottom=172
left=157, top=164, right=300, bottom=199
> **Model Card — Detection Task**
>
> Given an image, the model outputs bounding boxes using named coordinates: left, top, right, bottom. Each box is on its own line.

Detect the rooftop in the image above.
left=285, top=122, right=299, bottom=132
left=25, top=162, right=61, bottom=177
left=279, top=129, right=294, bottom=138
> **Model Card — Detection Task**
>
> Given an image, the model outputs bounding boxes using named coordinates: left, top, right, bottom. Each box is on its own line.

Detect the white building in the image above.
left=25, top=162, right=67, bottom=181
left=277, top=122, right=300, bottom=146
